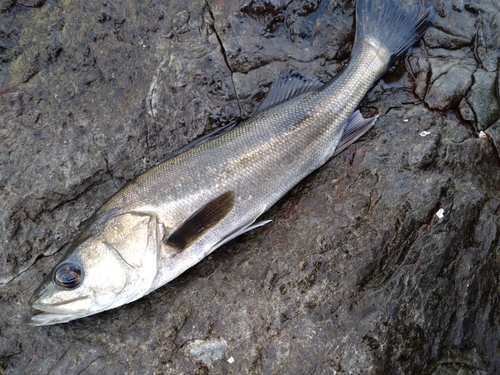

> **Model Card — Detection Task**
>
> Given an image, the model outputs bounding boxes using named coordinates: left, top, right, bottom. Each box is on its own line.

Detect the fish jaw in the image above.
left=28, top=295, right=93, bottom=326
left=28, top=312, right=80, bottom=326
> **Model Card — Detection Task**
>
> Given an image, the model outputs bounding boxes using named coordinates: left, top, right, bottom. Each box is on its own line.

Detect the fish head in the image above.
left=28, top=211, right=162, bottom=326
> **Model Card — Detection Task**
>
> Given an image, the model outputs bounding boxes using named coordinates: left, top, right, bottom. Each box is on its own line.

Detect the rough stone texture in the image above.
left=487, top=118, right=500, bottom=152
left=185, top=338, right=228, bottom=366
left=474, top=3, right=500, bottom=73
left=459, top=69, right=500, bottom=131
left=421, top=56, right=475, bottom=110
left=1, top=0, right=500, bottom=374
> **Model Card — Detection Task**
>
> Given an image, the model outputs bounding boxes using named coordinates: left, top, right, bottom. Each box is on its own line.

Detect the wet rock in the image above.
left=411, top=48, right=477, bottom=111
left=1, top=0, right=500, bottom=374
left=474, top=3, right=500, bottom=72
left=407, top=131, right=439, bottom=167
left=485, top=118, right=500, bottom=159
left=459, top=95, right=475, bottom=123
left=460, top=69, right=500, bottom=131
left=427, top=2, right=476, bottom=51
left=184, top=337, right=228, bottom=365
left=424, top=28, right=472, bottom=50
left=498, top=69, right=500, bottom=100
left=424, top=58, right=475, bottom=110
left=0, top=0, right=14, bottom=12
left=486, top=118, right=500, bottom=140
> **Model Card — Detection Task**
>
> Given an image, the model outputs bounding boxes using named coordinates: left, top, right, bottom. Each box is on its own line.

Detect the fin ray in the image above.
left=210, top=219, right=272, bottom=253
left=333, top=110, right=377, bottom=156
left=166, top=192, right=234, bottom=250
left=256, top=69, right=324, bottom=113
left=355, top=0, right=437, bottom=66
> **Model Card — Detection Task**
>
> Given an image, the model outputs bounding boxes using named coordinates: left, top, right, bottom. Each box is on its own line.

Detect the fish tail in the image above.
left=355, top=0, right=437, bottom=66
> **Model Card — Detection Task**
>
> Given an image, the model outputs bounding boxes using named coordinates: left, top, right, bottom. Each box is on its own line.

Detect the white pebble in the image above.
left=478, top=131, right=489, bottom=140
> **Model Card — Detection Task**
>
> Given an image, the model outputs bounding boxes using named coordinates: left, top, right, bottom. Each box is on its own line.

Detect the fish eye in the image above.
left=54, top=262, right=82, bottom=288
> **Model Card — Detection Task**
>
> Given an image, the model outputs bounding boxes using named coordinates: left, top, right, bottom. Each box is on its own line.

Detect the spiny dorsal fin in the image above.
left=166, top=192, right=234, bottom=250
left=333, top=110, right=377, bottom=156
left=256, top=69, right=324, bottom=113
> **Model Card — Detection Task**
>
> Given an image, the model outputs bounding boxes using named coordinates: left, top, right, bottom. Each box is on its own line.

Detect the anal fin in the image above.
left=333, top=110, right=377, bottom=156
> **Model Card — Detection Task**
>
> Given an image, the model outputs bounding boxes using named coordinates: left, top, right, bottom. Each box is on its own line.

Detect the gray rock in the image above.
left=497, top=68, right=500, bottom=106
left=425, top=60, right=475, bottom=110
left=424, top=28, right=472, bottom=50
left=459, top=95, right=476, bottom=123
left=460, top=70, right=500, bottom=131
left=1, top=0, right=500, bottom=374
left=474, top=3, right=500, bottom=72
left=185, top=338, right=228, bottom=365
left=412, top=49, right=477, bottom=111
left=431, top=2, right=476, bottom=46
left=485, top=118, right=500, bottom=157
left=0, top=0, right=14, bottom=12
left=408, top=131, right=439, bottom=167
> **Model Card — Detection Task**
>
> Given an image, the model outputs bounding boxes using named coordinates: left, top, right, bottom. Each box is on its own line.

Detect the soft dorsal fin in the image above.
left=166, top=192, right=234, bottom=250
left=333, top=110, right=378, bottom=156
left=256, top=69, right=324, bottom=113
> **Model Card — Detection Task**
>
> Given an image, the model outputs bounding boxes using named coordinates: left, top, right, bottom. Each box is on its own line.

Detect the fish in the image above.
left=28, top=0, right=436, bottom=325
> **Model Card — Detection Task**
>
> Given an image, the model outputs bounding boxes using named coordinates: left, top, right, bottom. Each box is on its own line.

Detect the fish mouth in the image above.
left=28, top=311, right=87, bottom=326
left=28, top=296, right=93, bottom=326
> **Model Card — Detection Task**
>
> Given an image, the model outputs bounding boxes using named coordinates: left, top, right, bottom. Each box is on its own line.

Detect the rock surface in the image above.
left=1, top=0, right=499, bottom=374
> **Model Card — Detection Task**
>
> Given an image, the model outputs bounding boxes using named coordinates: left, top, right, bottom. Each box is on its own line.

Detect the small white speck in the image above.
left=404, top=119, right=409, bottom=122
left=478, top=131, right=489, bottom=140
left=436, top=208, right=445, bottom=219
left=420, top=131, right=431, bottom=137
left=227, top=357, right=234, bottom=364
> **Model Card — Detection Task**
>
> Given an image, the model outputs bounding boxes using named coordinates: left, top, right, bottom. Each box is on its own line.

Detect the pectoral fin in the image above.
left=166, top=192, right=235, bottom=250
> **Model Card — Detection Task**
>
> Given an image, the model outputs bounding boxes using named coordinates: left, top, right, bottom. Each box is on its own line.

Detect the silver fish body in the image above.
left=29, top=0, right=436, bottom=325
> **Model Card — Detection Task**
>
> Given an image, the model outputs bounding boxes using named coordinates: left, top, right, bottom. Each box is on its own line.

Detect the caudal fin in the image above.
left=355, top=0, right=437, bottom=66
